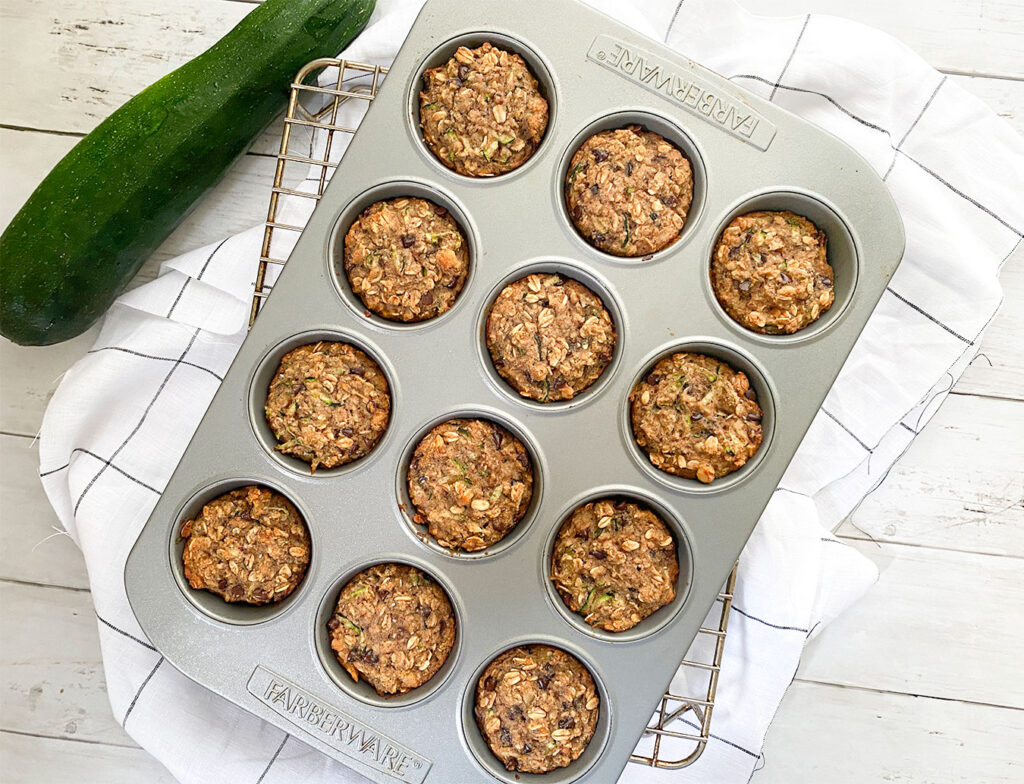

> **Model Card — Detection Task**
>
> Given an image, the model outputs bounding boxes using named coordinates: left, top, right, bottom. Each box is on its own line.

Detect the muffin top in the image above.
left=419, top=42, right=549, bottom=176
left=408, top=418, right=533, bottom=551
left=711, top=210, right=834, bottom=334
left=343, top=197, right=470, bottom=322
left=630, top=352, right=763, bottom=482
left=475, top=644, right=600, bottom=774
left=485, top=273, right=616, bottom=402
left=264, top=341, right=390, bottom=472
left=565, top=125, right=693, bottom=257
left=551, top=498, right=678, bottom=632
left=328, top=563, right=456, bottom=695
left=181, top=486, right=310, bottom=605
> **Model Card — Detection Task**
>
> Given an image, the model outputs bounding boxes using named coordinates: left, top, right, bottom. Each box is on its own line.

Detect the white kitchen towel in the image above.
left=36, top=0, right=1022, bottom=782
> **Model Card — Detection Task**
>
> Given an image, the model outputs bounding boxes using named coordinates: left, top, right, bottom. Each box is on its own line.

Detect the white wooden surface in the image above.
left=1, top=1, right=1022, bottom=781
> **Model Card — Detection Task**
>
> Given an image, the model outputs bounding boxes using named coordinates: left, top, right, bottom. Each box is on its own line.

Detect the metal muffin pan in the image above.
left=125, top=0, right=905, bottom=781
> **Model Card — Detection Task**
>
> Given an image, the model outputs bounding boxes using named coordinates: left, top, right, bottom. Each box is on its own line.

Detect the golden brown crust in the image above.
left=180, top=486, right=310, bottom=605
left=475, top=645, right=599, bottom=774
left=408, top=418, right=533, bottom=551
left=711, top=211, right=834, bottom=334
left=264, top=341, right=390, bottom=472
left=630, top=353, right=763, bottom=482
left=343, top=197, right=469, bottom=322
left=485, top=273, right=616, bottom=402
left=328, top=563, right=456, bottom=696
left=565, top=125, right=693, bottom=257
left=551, top=499, right=678, bottom=632
left=419, top=43, right=548, bottom=176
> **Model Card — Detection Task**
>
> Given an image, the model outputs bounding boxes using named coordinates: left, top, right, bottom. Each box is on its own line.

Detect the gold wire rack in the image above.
left=250, top=57, right=739, bottom=771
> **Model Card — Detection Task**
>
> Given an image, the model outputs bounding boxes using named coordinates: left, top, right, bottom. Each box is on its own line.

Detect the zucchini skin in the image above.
left=0, top=0, right=375, bottom=345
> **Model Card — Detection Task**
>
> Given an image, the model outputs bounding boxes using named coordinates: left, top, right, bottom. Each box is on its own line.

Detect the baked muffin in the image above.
left=180, top=486, right=310, bottom=605
left=565, top=125, right=693, bottom=256
left=551, top=498, right=678, bottom=632
left=420, top=42, right=549, bottom=176
left=475, top=645, right=599, bottom=774
left=343, top=197, right=469, bottom=322
left=328, top=563, right=456, bottom=695
left=264, top=341, right=390, bottom=472
left=630, top=352, right=763, bottom=482
left=408, top=418, right=533, bottom=551
left=711, top=210, right=834, bottom=333
left=485, top=272, right=616, bottom=402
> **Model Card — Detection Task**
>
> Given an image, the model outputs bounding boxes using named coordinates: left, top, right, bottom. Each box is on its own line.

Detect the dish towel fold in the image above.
left=37, top=0, right=1023, bottom=781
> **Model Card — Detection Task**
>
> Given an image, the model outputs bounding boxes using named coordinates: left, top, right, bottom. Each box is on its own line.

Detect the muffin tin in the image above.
left=125, top=0, right=905, bottom=781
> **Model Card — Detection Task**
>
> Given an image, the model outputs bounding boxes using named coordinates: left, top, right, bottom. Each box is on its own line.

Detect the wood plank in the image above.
left=758, top=680, right=1024, bottom=783
left=0, top=0, right=253, bottom=135
left=0, top=731, right=175, bottom=784
left=742, top=0, right=1024, bottom=78
left=0, top=581, right=131, bottom=747
left=797, top=539, right=1024, bottom=709
left=0, top=435, right=89, bottom=590
left=839, top=394, right=1024, bottom=556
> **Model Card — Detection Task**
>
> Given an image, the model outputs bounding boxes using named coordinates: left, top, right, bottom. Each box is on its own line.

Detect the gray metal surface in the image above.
left=125, top=0, right=905, bottom=781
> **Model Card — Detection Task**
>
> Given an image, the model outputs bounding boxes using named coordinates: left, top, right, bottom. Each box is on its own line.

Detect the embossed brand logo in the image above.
left=247, top=666, right=431, bottom=783
left=586, top=35, right=776, bottom=151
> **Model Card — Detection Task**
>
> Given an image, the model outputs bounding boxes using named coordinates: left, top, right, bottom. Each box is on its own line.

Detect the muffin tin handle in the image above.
left=251, top=57, right=740, bottom=770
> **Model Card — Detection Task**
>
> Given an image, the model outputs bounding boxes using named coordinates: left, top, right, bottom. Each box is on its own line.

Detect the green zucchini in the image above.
left=0, top=0, right=375, bottom=345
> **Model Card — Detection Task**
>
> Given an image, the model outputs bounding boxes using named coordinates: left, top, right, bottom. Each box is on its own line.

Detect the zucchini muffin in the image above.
left=407, top=418, right=533, bottom=552
left=343, top=197, right=470, bottom=322
left=328, top=563, right=456, bottom=696
left=419, top=42, right=549, bottom=176
left=180, top=486, right=310, bottom=605
left=264, top=341, right=390, bottom=472
left=711, top=210, right=834, bottom=334
left=485, top=272, right=616, bottom=403
left=475, top=644, right=600, bottom=774
left=565, top=125, right=693, bottom=257
left=551, top=499, right=678, bottom=632
left=630, top=353, right=763, bottom=483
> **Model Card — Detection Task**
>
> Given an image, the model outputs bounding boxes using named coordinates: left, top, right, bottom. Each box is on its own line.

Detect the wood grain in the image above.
left=758, top=681, right=1024, bottom=783
left=0, top=731, right=175, bottom=784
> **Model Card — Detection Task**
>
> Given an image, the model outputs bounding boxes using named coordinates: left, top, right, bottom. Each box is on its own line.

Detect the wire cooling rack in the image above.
left=250, top=56, right=739, bottom=771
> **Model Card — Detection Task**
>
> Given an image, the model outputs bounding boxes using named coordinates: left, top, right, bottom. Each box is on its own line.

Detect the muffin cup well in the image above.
left=169, top=479, right=314, bottom=626
left=314, top=556, right=463, bottom=709
left=248, top=329, right=397, bottom=478
left=622, top=339, right=777, bottom=495
left=541, top=487, right=693, bottom=643
left=395, top=407, right=545, bottom=560
left=704, top=190, right=860, bottom=343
